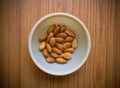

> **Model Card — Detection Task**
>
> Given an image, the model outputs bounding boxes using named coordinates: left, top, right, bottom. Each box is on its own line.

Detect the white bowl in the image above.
left=28, top=12, right=91, bottom=76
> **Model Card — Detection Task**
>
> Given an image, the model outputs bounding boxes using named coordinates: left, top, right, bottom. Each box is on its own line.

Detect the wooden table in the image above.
left=0, top=0, right=120, bottom=88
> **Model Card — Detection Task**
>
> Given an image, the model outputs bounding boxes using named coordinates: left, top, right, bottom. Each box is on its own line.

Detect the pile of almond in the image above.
left=39, top=24, right=78, bottom=64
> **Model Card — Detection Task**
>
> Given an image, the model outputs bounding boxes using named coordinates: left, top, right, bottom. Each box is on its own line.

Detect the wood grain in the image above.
left=0, top=0, right=120, bottom=88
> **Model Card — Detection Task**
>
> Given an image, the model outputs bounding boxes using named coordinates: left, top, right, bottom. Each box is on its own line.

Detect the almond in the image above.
left=55, top=37, right=64, bottom=43
left=51, top=52, right=59, bottom=58
left=56, top=58, right=67, bottom=64
left=65, top=29, right=75, bottom=37
left=46, top=57, right=56, bottom=63
left=61, top=52, right=72, bottom=59
left=72, top=38, right=78, bottom=48
left=56, top=32, right=67, bottom=38
left=64, top=37, right=74, bottom=42
left=39, top=34, right=48, bottom=42
left=54, top=25, right=60, bottom=36
left=49, top=37, right=56, bottom=47
left=63, top=43, right=72, bottom=49
left=47, top=33, right=54, bottom=42
left=43, top=48, right=48, bottom=57
left=52, top=47, right=62, bottom=55
left=64, top=48, right=74, bottom=53
left=39, top=24, right=78, bottom=64
left=56, top=43, right=63, bottom=51
left=39, top=41, right=46, bottom=50
left=60, top=25, right=66, bottom=32
left=46, top=43, right=52, bottom=53
left=47, top=24, right=56, bottom=34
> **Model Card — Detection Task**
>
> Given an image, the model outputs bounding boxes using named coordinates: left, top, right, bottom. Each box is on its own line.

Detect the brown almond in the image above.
left=64, top=48, right=74, bottom=53
left=60, top=25, right=66, bottom=32
left=46, top=57, right=56, bottom=63
left=47, top=24, right=56, bottom=34
left=56, top=58, right=67, bottom=64
left=49, top=37, right=56, bottom=47
left=63, top=43, right=72, bottom=49
left=65, top=29, right=75, bottom=37
left=61, top=52, right=72, bottom=59
left=47, top=33, right=54, bottom=42
left=55, top=37, right=64, bottom=43
left=46, top=43, right=52, bottom=53
left=56, top=32, right=67, bottom=38
left=43, top=48, right=48, bottom=57
left=39, top=41, right=46, bottom=50
left=39, top=34, right=48, bottom=42
left=64, top=37, right=74, bottom=42
left=72, top=38, right=78, bottom=48
left=52, top=47, right=62, bottom=55
left=56, top=43, right=63, bottom=51
left=54, top=25, right=60, bottom=36
left=51, top=52, right=59, bottom=58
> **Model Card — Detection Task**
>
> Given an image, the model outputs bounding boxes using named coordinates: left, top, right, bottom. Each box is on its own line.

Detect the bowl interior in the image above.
left=30, top=15, right=89, bottom=75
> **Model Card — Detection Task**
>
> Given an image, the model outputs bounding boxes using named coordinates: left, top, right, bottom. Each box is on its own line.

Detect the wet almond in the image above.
left=39, top=41, right=46, bottom=50
left=52, top=47, right=62, bottom=55
left=63, top=43, right=72, bottom=49
left=47, top=24, right=56, bottom=34
left=56, top=58, right=67, bottom=64
left=49, top=37, right=56, bottom=47
left=72, top=38, right=78, bottom=48
left=64, top=37, right=74, bottom=42
left=46, top=57, right=56, bottom=63
left=46, top=43, right=52, bottom=53
left=65, top=29, right=75, bottom=37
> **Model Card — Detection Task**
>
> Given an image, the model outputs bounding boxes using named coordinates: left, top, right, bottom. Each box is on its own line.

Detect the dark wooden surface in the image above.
left=0, top=0, right=120, bottom=88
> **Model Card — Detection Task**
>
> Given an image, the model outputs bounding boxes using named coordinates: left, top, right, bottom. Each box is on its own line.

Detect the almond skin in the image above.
left=55, top=37, right=64, bottom=43
left=72, top=38, right=78, bottom=48
left=51, top=52, right=59, bottom=58
left=52, top=47, right=62, bottom=55
left=60, top=25, right=66, bottom=32
left=39, top=34, right=48, bottom=42
left=65, top=29, right=75, bottom=37
left=56, top=32, right=67, bottom=38
left=39, top=41, right=46, bottom=50
left=43, top=48, right=48, bottom=57
left=54, top=25, right=60, bottom=36
left=49, top=37, right=56, bottom=47
left=47, top=24, right=56, bottom=34
left=56, top=43, right=63, bottom=51
left=63, top=43, right=72, bottom=49
left=47, top=33, right=54, bottom=42
left=46, top=43, right=52, bottom=53
left=46, top=57, right=56, bottom=63
left=56, top=58, right=67, bottom=64
left=64, top=48, right=74, bottom=53
left=64, top=37, right=74, bottom=42
left=61, top=52, right=72, bottom=59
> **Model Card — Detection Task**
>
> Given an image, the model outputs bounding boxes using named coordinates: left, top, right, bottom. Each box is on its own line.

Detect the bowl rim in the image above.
left=28, top=12, right=91, bottom=76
